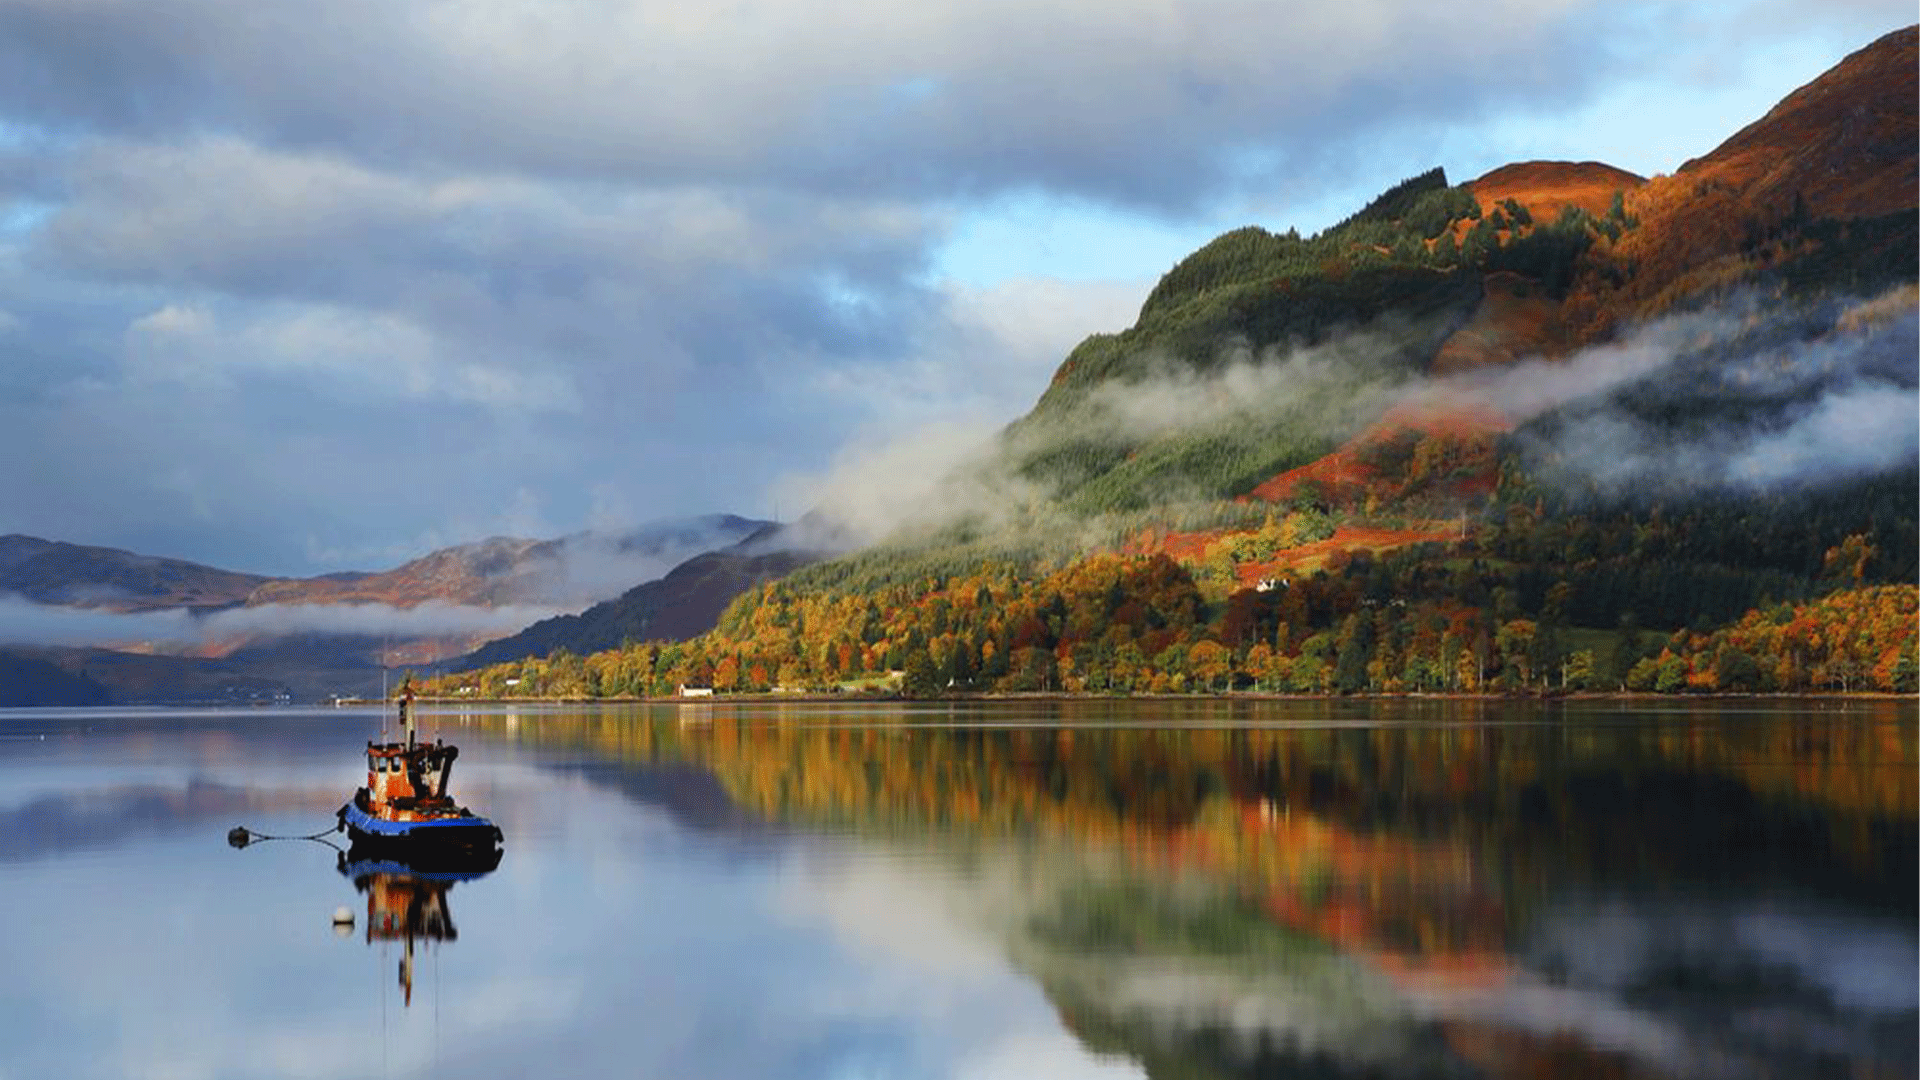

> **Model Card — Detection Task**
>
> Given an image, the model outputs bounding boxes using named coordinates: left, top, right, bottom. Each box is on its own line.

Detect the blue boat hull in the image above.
left=338, top=797, right=503, bottom=855
left=338, top=844, right=503, bottom=879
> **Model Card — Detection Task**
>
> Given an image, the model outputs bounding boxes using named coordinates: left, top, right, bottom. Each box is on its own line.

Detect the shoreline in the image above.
left=373, top=689, right=1920, bottom=707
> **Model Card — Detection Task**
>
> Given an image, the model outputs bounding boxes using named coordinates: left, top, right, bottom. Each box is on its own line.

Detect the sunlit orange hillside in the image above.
left=1467, top=160, right=1646, bottom=222
left=1124, top=401, right=1502, bottom=582
left=1186, top=26, right=1918, bottom=573
left=1572, top=24, right=1919, bottom=335
left=1246, top=401, right=1506, bottom=507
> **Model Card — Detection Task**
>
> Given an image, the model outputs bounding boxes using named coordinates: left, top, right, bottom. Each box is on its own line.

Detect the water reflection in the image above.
left=450, top=699, right=1917, bottom=1080
left=0, top=702, right=1910, bottom=1079
left=0, top=779, right=344, bottom=861
left=336, top=845, right=501, bottom=1008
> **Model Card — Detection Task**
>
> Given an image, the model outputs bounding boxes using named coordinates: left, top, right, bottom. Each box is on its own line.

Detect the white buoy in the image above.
left=332, top=906, right=355, bottom=928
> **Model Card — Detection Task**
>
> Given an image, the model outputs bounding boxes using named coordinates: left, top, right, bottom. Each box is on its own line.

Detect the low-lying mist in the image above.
left=781, top=286, right=1918, bottom=552
left=1506, top=286, right=1918, bottom=500
left=777, top=321, right=1432, bottom=550
left=0, top=595, right=570, bottom=650
left=0, top=515, right=775, bottom=651
left=529, top=516, right=769, bottom=604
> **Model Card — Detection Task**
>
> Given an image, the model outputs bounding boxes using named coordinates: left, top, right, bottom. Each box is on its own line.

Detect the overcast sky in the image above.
left=0, top=0, right=1909, bottom=576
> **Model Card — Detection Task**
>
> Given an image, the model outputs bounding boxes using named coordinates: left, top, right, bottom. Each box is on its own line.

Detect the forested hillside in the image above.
left=429, top=27, right=1918, bottom=701
left=1003, top=164, right=1617, bottom=515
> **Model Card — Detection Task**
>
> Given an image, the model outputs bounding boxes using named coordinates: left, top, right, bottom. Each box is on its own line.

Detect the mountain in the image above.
left=2, top=514, right=772, bottom=617
left=0, top=534, right=269, bottom=612
left=0, top=513, right=775, bottom=703
left=1465, top=160, right=1646, bottom=221
left=423, top=26, right=1918, bottom=701
left=1682, top=26, right=1915, bottom=220
left=1417, top=163, right=1647, bottom=373
left=1566, top=25, right=1917, bottom=338
left=1003, top=27, right=1914, bottom=521
left=245, top=514, right=774, bottom=611
left=456, top=524, right=823, bottom=669
left=1, top=642, right=373, bottom=705
left=0, top=651, right=113, bottom=706
left=241, top=536, right=557, bottom=609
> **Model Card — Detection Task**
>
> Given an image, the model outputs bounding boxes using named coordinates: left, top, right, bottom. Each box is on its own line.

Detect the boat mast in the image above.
left=400, top=679, right=416, bottom=749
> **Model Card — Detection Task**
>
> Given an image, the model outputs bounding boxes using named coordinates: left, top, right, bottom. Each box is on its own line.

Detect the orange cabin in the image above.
left=364, top=742, right=459, bottom=820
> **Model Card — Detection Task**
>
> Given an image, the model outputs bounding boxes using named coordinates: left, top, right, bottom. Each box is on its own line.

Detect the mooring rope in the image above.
left=227, top=823, right=345, bottom=851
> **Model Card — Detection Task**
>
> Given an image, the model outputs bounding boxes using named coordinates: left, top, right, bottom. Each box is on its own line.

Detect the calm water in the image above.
left=0, top=699, right=1912, bottom=1080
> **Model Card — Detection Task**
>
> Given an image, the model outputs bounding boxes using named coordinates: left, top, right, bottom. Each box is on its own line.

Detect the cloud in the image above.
left=771, top=275, right=1147, bottom=545
left=777, top=418, right=1032, bottom=549
left=0, top=514, right=764, bottom=649
left=1724, top=380, right=1917, bottom=485
left=779, top=314, right=1441, bottom=545
left=778, top=286, right=1919, bottom=550
left=0, top=0, right=1632, bottom=208
left=1068, top=325, right=1421, bottom=443
left=208, top=600, right=568, bottom=641
left=1489, top=290, right=1920, bottom=499
left=1419, top=892, right=1920, bottom=1076
left=0, top=595, right=568, bottom=648
left=531, top=516, right=777, bottom=602
left=31, top=135, right=938, bottom=381
left=0, top=1, right=1911, bottom=576
left=0, top=130, right=957, bottom=573
left=1417, top=318, right=1700, bottom=424
left=776, top=847, right=1152, bottom=1080
left=121, top=298, right=576, bottom=411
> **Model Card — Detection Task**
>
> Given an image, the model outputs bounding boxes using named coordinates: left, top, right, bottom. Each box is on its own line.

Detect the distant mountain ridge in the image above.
left=0, top=534, right=269, bottom=612
left=0, top=514, right=771, bottom=615
left=456, top=524, right=825, bottom=670
left=246, top=513, right=775, bottom=611
left=0, top=651, right=113, bottom=706
left=0, top=513, right=777, bottom=703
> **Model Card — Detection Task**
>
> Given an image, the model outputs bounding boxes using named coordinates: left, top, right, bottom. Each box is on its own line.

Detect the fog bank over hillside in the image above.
left=1508, top=287, right=1919, bottom=499
left=780, top=286, right=1918, bottom=549
left=0, top=516, right=778, bottom=649
left=532, top=517, right=774, bottom=604
left=0, top=596, right=571, bottom=650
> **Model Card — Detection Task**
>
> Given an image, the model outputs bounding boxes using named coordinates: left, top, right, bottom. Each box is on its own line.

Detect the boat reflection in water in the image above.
left=336, top=843, right=501, bottom=1007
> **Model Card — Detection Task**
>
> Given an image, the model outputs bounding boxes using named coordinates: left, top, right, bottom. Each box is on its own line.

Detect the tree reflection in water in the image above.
left=450, top=699, right=1916, bottom=1079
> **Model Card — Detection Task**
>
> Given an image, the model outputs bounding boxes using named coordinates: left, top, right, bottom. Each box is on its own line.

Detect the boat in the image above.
left=337, top=682, right=503, bottom=856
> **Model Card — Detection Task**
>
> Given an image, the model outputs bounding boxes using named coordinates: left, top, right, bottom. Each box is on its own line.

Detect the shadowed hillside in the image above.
left=0, top=534, right=268, bottom=612
left=1, top=515, right=773, bottom=702
left=457, top=527, right=822, bottom=671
